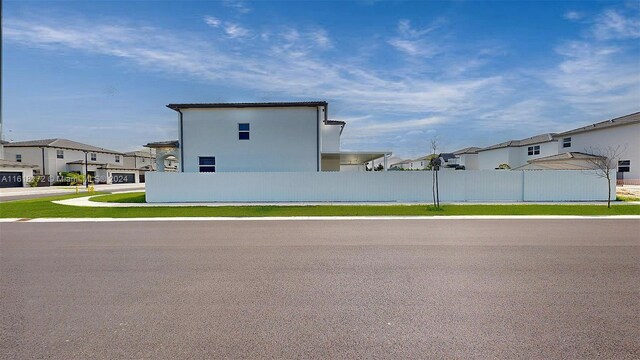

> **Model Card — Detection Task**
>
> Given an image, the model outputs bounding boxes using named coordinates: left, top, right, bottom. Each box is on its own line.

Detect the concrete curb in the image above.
left=54, top=195, right=628, bottom=208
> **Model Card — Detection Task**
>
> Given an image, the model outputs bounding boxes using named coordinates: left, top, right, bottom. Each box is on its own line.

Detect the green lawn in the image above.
left=617, top=195, right=640, bottom=202
left=90, top=192, right=146, bottom=203
left=1, top=193, right=639, bottom=219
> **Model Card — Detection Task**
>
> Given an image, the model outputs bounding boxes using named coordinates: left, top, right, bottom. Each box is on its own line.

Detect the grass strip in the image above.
left=90, top=192, right=146, bottom=203
left=2, top=193, right=640, bottom=218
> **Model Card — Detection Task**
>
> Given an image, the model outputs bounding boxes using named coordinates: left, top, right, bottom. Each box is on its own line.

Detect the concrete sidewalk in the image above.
left=52, top=194, right=633, bottom=208
left=0, top=184, right=145, bottom=201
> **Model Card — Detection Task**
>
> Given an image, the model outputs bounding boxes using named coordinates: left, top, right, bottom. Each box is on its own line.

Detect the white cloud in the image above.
left=564, top=11, right=584, bottom=21
left=311, top=28, right=332, bottom=49
left=222, top=0, right=251, bottom=14
left=204, top=16, right=221, bottom=28
left=388, top=19, right=443, bottom=57
left=223, top=23, right=251, bottom=38
left=546, top=40, right=640, bottom=114
left=592, top=9, right=640, bottom=40
left=6, top=7, right=637, bottom=156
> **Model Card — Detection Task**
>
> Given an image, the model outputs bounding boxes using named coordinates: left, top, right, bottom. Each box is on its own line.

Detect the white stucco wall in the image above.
left=124, top=155, right=154, bottom=169
left=457, top=153, right=479, bottom=169
left=558, top=123, right=640, bottom=183
left=509, top=141, right=559, bottom=169
left=321, top=123, right=341, bottom=153
left=477, top=147, right=512, bottom=169
left=180, top=107, right=322, bottom=173
left=147, top=170, right=614, bottom=203
left=477, top=142, right=558, bottom=170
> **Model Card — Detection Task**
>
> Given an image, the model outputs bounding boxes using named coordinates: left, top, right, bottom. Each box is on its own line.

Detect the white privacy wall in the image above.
left=146, top=170, right=614, bottom=203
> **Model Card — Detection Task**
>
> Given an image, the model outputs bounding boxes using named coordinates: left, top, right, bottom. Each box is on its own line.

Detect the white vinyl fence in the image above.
left=146, top=170, right=615, bottom=203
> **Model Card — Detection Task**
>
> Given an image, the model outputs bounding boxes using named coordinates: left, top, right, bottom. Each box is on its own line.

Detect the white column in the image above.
left=383, top=154, right=388, bottom=171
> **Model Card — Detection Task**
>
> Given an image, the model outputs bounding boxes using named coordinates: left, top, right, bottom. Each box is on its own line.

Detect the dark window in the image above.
left=16, top=154, right=22, bottom=163
left=56, top=150, right=64, bottom=159
left=91, top=153, right=97, bottom=161
left=239, top=123, right=250, bottom=140
left=115, top=155, right=120, bottom=163
left=562, top=137, right=571, bottom=148
left=527, top=145, right=540, bottom=156
left=618, top=160, right=630, bottom=173
left=199, top=156, right=216, bottom=172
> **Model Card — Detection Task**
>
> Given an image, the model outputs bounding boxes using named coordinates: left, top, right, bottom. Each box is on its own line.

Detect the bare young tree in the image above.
left=585, top=145, right=625, bottom=208
left=429, top=137, right=441, bottom=209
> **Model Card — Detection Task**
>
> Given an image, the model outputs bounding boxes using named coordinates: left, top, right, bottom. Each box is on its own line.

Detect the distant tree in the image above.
left=374, top=163, right=384, bottom=171
left=496, top=163, right=511, bottom=170
left=585, top=145, right=625, bottom=208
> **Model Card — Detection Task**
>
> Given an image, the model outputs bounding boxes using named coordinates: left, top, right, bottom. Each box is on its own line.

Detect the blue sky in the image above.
left=2, top=0, right=639, bottom=158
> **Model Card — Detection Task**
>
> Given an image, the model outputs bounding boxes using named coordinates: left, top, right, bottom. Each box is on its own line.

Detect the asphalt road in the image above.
left=1, top=219, right=639, bottom=359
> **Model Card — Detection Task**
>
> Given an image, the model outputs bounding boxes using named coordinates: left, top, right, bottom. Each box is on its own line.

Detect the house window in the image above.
left=562, top=137, right=571, bottom=148
left=618, top=160, right=630, bottom=173
left=90, top=153, right=97, bottom=161
left=238, top=123, right=250, bottom=140
left=527, top=145, right=540, bottom=156
left=115, top=155, right=120, bottom=163
left=56, top=150, right=64, bottom=159
left=16, top=154, right=22, bottom=162
left=199, top=156, right=216, bottom=172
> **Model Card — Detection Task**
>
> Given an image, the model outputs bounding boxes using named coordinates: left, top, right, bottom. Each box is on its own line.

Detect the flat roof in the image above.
left=167, top=101, right=328, bottom=111
left=322, top=151, right=391, bottom=165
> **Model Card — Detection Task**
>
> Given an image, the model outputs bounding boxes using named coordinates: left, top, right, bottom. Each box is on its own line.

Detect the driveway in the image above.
left=1, top=219, right=638, bottom=359
left=0, top=183, right=145, bottom=201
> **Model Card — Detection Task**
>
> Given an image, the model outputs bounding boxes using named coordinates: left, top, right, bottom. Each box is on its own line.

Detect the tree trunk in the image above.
left=432, top=170, right=436, bottom=208
left=435, top=170, right=440, bottom=208
left=607, top=173, right=611, bottom=208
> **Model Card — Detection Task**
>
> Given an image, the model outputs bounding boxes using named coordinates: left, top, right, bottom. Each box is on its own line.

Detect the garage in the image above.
left=0, top=171, right=23, bottom=188
left=112, top=173, right=135, bottom=184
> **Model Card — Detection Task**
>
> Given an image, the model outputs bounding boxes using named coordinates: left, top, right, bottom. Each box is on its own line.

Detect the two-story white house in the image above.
left=475, top=133, right=558, bottom=170
left=3, top=138, right=141, bottom=184
left=148, top=102, right=391, bottom=173
left=460, top=112, right=639, bottom=183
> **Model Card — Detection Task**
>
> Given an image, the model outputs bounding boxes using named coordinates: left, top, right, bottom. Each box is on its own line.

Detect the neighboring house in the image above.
left=148, top=102, right=391, bottom=173
left=554, top=112, right=639, bottom=184
left=3, top=138, right=140, bottom=184
left=123, top=150, right=155, bottom=170
left=0, top=159, right=38, bottom=188
left=449, top=147, right=481, bottom=170
left=391, top=153, right=458, bottom=171
left=0, top=140, right=37, bottom=188
left=461, top=112, right=639, bottom=183
left=389, top=159, right=412, bottom=170
left=390, top=156, right=432, bottom=170
left=123, top=150, right=179, bottom=173
left=409, top=155, right=432, bottom=170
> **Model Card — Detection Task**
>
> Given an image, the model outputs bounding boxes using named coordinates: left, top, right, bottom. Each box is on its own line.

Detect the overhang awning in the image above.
left=322, top=151, right=392, bottom=165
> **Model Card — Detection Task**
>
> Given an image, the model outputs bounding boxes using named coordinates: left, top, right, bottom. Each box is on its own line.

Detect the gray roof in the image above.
left=4, top=138, right=122, bottom=154
left=145, top=140, right=179, bottom=148
left=453, top=147, right=481, bottom=155
left=478, top=133, right=556, bottom=152
left=556, top=111, right=640, bottom=137
left=0, top=159, right=38, bottom=168
left=527, top=152, right=603, bottom=163
left=390, top=159, right=412, bottom=166
left=66, top=160, right=108, bottom=165
left=167, top=101, right=328, bottom=111
left=124, top=150, right=155, bottom=158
